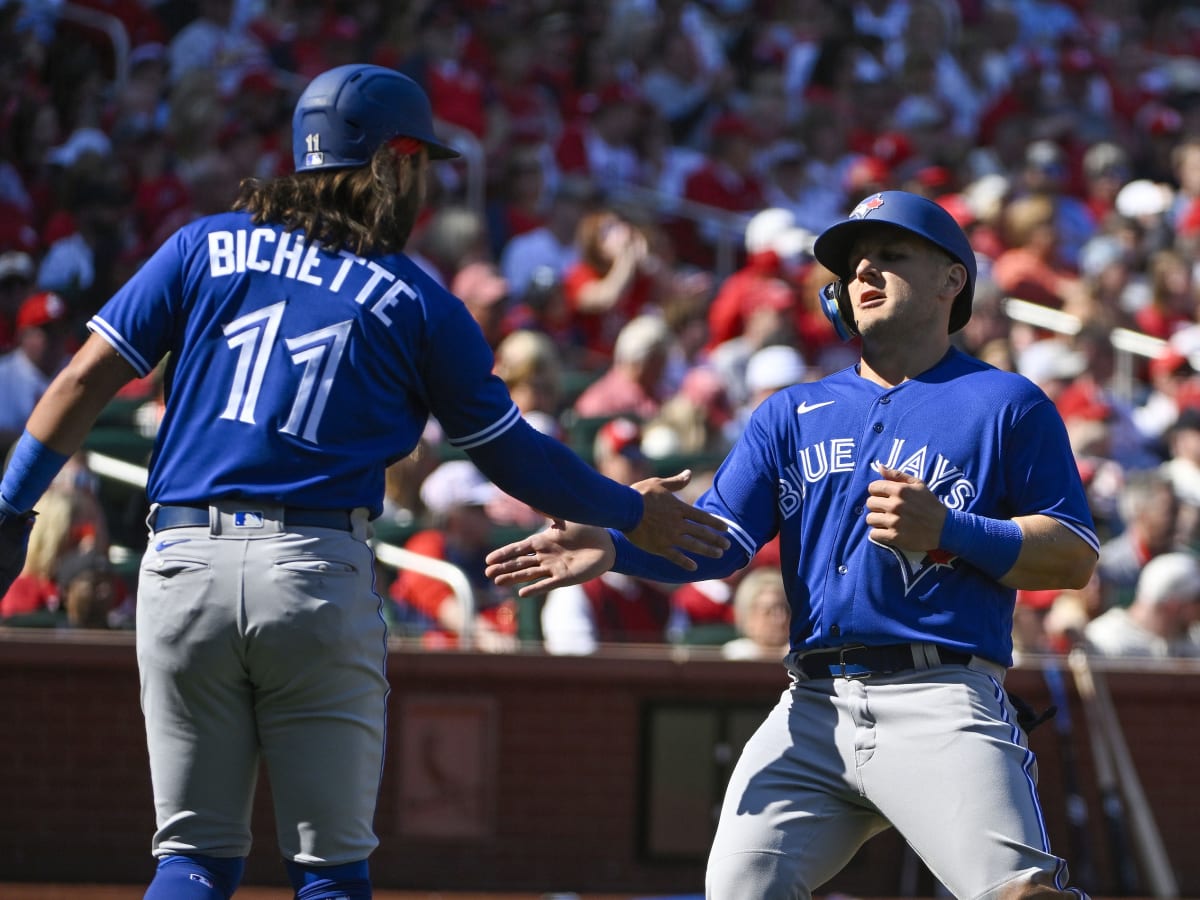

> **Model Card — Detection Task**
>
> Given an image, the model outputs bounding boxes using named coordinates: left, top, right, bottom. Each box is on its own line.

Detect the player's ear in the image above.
left=943, top=261, right=968, bottom=299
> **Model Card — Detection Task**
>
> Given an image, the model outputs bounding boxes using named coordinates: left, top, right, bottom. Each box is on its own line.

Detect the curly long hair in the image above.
left=233, top=144, right=427, bottom=256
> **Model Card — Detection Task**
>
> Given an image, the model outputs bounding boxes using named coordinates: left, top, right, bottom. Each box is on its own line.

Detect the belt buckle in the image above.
left=835, top=643, right=872, bottom=680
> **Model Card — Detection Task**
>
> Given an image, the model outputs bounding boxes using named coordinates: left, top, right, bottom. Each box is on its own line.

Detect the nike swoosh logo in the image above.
left=795, top=400, right=835, bottom=415
left=154, top=538, right=191, bottom=552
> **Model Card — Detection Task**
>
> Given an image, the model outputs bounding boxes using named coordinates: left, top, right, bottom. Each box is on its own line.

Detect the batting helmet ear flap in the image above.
left=820, top=281, right=859, bottom=341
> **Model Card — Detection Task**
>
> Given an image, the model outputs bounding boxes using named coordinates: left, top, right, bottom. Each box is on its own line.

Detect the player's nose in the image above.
left=853, top=254, right=881, bottom=281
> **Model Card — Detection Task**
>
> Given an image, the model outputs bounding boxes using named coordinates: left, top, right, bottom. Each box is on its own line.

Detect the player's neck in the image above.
left=858, top=338, right=952, bottom=388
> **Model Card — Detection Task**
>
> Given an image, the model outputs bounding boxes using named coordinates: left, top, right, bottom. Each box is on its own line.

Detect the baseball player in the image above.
left=486, top=191, right=1100, bottom=899
left=0, top=64, right=728, bottom=900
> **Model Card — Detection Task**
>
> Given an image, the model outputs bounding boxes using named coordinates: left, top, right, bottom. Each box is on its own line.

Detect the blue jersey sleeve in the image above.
left=88, top=230, right=189, bottom=376
left=1004, top=395, right=1099, bottom=552
left=467, top=416, right=643, bottom=531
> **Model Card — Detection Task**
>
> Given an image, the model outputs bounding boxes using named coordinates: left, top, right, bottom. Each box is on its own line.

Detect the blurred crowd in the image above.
left=4, top=0, right=1200, bottom=660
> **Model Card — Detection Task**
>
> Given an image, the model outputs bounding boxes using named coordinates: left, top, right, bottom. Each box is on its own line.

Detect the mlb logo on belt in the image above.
left=234, top=511, right=265, bottom=529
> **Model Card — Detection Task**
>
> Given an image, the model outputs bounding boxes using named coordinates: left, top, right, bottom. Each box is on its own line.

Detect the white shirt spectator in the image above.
left=0, top=348, right=55, bottom=435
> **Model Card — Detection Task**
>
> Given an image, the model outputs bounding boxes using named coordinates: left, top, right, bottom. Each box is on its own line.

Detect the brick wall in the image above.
left=1, top=631, right=1197, bottom=895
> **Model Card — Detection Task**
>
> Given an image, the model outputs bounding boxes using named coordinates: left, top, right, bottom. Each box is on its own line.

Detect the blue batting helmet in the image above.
left=292, top=64, right=460, bottom=172
left=813, top=190, right=977, bottom=338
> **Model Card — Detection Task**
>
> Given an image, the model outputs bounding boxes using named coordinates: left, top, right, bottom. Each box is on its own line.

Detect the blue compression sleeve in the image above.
left=467, top=417, right=643, bottom=531
left=611, top=527, right=748, bottom=583
left=0, top=430, right=70, bottom=513
left=938, top=509, right=1024, bottom=580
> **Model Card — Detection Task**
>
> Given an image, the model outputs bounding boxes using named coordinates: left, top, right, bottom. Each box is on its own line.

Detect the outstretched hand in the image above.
left=623, top=470, right=729, bottom=570
left=485, top=521, right=615, bottom=597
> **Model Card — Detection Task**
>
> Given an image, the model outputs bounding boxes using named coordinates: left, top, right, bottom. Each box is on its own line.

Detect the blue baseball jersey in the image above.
left=88, top=211, right=523, bottom=518
left=613, top=348, right=1099, bottom=666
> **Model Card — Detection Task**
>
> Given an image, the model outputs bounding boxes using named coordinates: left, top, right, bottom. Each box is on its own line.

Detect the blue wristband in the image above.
left=938, top=508, right=1023, bottom=581
left=0, top=430, right=70, bottom=514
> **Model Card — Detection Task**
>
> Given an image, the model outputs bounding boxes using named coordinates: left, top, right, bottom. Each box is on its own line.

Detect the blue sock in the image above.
left=285, top=858, right=372, bottom=899
left=144, top=854, right=245, bottom=900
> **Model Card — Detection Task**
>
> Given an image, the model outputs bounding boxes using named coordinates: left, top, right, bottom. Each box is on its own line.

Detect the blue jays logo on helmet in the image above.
left=292, top=64, right=461, bottom=173
left=813, top=190, right=977, bottom=337
left=850, top=194, right=886, bottom=219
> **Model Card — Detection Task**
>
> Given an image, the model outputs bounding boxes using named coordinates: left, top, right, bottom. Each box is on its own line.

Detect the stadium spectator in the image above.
left=0, top=250, right=35, bottom=351
left=388, top=460, right=516, bottom=651
left=1012, top=138, right=1097, bottom=269
left=1132, top=348, right=1199, bottom=446
left=741, top=343, right=809, bottom=414
left=721, top=567, right=791, bottom=662
left=705, top=207, right=800, bottom=351
left=0, top=291, right=72, bottom=456
left=411, top=205, right=491, bottom=288
left=167, top=0, right=270, bottom=94
left=573, top=314, right=674, bottom=422
left=562, top=212, right=671, bottom=368
left=553, top=81, right=645, bottom=197
left=1096, top=469, right=1183, bottom=611
left=451, top=261, right=510, bottom=351
left=708, top=280, right=800, bottom=412
left=540, top=418, right=671, bottom=655
left=1133, top=248, right=1196, bottom=340
left=1161, top=407, right=1200, bottom=511
left=1085, top=550, right=1200, bottom=658
left=0, top=488, right=75, bottom=622
left=990, top=192, right=1082, bottom=310
left=677, top=113, right=767, bottom=267
left=499, top=176, right=597, bottom=300
left=54, top=548, right=120, bottom=629
left=36, top=163, right=131, bottom=317
left=485, top=143, right=551, bottom=260
left=639, top=28, right=735, bottom=148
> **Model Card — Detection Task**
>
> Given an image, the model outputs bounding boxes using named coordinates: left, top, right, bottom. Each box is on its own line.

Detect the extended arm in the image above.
left=468, top=423, right=729, bottom=570
left=486, top=479, right=749, bottom=597
left=0, top=334, right=136, bottom=594
left=22, top=334, right=137, bottom=457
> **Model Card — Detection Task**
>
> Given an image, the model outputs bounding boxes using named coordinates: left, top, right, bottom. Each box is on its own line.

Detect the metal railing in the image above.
left=611, top=184, right=749, bottom=280
left=61, top=4, right=130, bottom=93
left=83, top=450, right=477, bottom=648
left=1002, top=297, right=1167, bottom=403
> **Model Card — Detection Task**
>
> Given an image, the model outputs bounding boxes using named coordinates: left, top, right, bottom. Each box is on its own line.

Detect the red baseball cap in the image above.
left=595, top=417, right=644, bottom=459
left=17, top=291, right=69, bottom=331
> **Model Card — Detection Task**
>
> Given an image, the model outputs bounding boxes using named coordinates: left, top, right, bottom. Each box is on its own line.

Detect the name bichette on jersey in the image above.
left=206, top=226, right=417, bottom=326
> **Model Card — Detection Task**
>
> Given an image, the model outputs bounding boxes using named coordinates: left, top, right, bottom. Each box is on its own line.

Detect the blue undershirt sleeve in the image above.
left=466, top=418, right=643, bottom=532
left=610, top=527, right=748, bottom=583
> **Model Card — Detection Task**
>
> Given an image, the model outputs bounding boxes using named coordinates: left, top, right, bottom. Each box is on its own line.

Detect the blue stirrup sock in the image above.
left=144, top=854, right=245, bottom=900
left=285, top=858, right=372, bottom=899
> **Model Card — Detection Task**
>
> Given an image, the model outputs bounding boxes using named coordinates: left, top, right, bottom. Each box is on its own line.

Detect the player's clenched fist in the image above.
left=864, top=465, right=947, bottom=552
